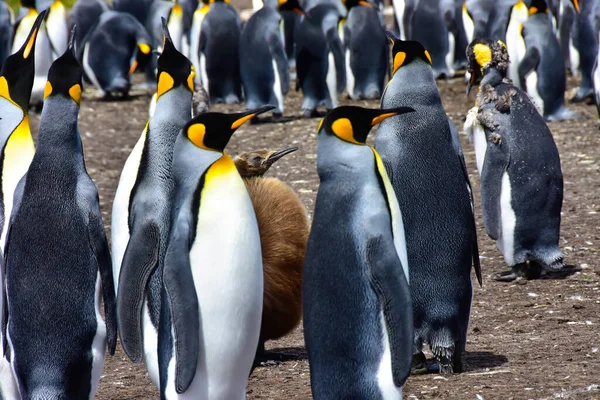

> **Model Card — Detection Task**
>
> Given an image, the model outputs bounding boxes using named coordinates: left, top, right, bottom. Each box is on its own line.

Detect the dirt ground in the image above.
left=27, top=68, right=600, bottom=399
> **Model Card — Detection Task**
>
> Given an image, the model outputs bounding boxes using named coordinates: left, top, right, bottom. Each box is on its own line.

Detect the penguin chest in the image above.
left=46, top=2, right=69, bottom=59
left=594, top=55, right=600, bottom=110
left=111, top=131, right=147, bottom=291
left=376, top=312, right=402, bottom=400
left=326, top=51, right=338, bottom=107
left=464, top=106, right=487, bottom=176
left=89, top=272, right=107, bottom=400
left=271, top=59, right=284, bottom=113
left=497, top=171, right=517, bottom=266
left=524, top=69, right=544, bottom=116
left=392, top=0, right=406, bottom=39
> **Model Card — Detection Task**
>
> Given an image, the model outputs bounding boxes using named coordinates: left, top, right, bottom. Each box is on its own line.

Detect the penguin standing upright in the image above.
left=464, top=39, right=564, bottom=281
left=572, top=0, right=597, bottom=102
left=295, top=3, right=346, bottom=117
left=45, top=0, right=69, bottom=59
left=112, top=20, right=194, bottom=388
left=0, top=12, right=44, bottom=254
left=505, top=0, right=528, bottom=87
left=375, top=33, right=481, bottom=374
left=3, top=31, right=117, bottom=399
left=0, top=2, right=12, bottom=66
left=520, top=0, right=577, bottom=120
left=199, top=0, right=243, bottom=104
left=189, top=0, right=210, bottom=86
left=233, top=147, right=309, bottom=363
left=557, top=0, right=579, bottom=77
left=304, top=105, right=414, bottom=398
left=341, top=0, right=388, bottom=100
left=158, top=106, right=272, bottom=398
left=68, top=0, right=110, bottom=52
left=282, top=11, right=299, bottom=68
left=240, top=0, right=303, bottom=118
left=81, top=11, right=152, bottom=98
left=465, top=0, right=516, bottom=42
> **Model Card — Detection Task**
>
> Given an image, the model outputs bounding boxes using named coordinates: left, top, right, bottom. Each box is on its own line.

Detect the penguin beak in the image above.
left=572, top=0, right=580, bottom=12
left=293, top=7, right=305, bottom=15
left=231, top=105, right=276, bottom=129
left=370, top=107, right=415, bottom=126
left=359, top=0, right=374, bottom=7
left=266, top=147, right=298, bottom=165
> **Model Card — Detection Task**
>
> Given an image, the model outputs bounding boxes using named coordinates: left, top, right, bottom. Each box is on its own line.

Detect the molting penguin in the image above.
left=304, top=105, right=414, bottom=398
left=199, top=0, right=243, bottom=104
left=233, top=147, right=309, bottom=364
left=295, top=3, right=345, bottom=117
left=158, top=106, right=272, bottom=398
left=0, top=2, right=11, bottom=66
left=239, top=0, right=303, bottom=117
left=112, top=20, right=195, bottom=388
left=464, top=39, right=564, bottom=281
left=520, top=0, right=577, bottom=120
left=572, top=0, right=597, bottom=102
left=68, top=0, right=110, bottom=53
left=375, top=32, right=481, bottom=374
left=341, top=0, right=388, bottom=100
left=0, top=12, right=43, bottom=254
left=3, top=30, right=117, bottom=399
left=81, top=11, right=152, bottom=98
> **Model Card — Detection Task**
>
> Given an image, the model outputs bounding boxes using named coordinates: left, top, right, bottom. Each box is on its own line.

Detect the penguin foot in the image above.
left=494, top=262, right=541, bottom=282
left=431, top=346, right=456, bottom=375
left=302, top=109, right=323, bottom=118
left=570, top=88, right=595, bottom=104
left=546, top=108, right=580, bottom=122
left=411, top=352, right=428, bottom=375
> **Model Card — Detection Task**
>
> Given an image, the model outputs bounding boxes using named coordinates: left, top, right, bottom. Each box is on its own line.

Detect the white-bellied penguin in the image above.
left=304, top=105, right=414, bottom=398
left=189, top=0, right=210, bottom=87
left=198, top=0, right=243, bottom=104
left=158, top=106, right=272, bottom=398
left=233, top=147, right=309, bottom=365
left=0, top=11, right=44, bottom=255
left=340, top=0, right=388, bottom=100
left=81, top=10, right=152, bottom=98
left=3, top=29, right=117, bottom=399
left=239, top=0, right=304, bottom=118
left=520, top=0, right=578, bottom=120
left=572, top=0, right=596, bottom=102
left=112, top=19, right=195, bottom=388
left=504, top=0, right=528, bottom=88
left=375, top=31, right=481, bottom=374
left=295, top=3, right=346, bottom=117
left=464, top=39, right=565, bottom=282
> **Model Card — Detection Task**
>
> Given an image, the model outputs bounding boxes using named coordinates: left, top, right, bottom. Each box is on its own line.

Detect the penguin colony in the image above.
left=0, top=0, right=595, bottom=397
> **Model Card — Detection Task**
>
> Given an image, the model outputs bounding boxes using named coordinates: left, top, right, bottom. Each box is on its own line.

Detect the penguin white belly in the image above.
left=31, top=27, right=53, bottom=104
left=497, top=172, right=516, bottom=266
left=345, top=48, right=356, bottom=100
left=252, top=0, right=263, bottom=11
left=445, top=32, right=456, bottom=77
left=272, top=59, right=284, bottom=113
left=569, top=37, right=579, bottom=76
left=507, top=34, right=526, bottom=87
left=392, top=0, right=405, bottom=40
left=376, top=313, right=402, bottom=400
left=89, top=273, right=107, bottom=400
left=594, top=56, right=600, bottom=113
left=111, top=132, right=146, bottom=293
left=189, top=9, right=206, bottom=86
left=10, top=11, right=36, bottom=53
left=464, top=106, right=487, bottom=175
left=200, top=53, right=209, bottom=96
left=168, top=15, right=184, bottom=53
left=0, top=355, right=19, bottom=399
left=462, top=7, right=474, bottom=44
left=166, top=170, right=263, bottom=399
left=148, top=93, right=157, bottom=118
left=142, top=302, right=159, bottom=387
left=82, top=42, right=106, bottom=96
left=326, top=51, right=338, bottom=108
left=46, top=1, right=68, bottom=59
left=525, top=70, right=544, bottom=116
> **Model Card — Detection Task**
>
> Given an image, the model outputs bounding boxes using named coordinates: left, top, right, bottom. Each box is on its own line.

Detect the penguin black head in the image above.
left=43, top=27, right=83, bottom=105
left=278, top=0, right=305, bottom=15
left=466, top=38, right=509, bottom=94
left=385, top=31, right=432, bottom=75
left=342, top=0, right=375, bottom=11
left=318, top=105, right=415, bottom=145
left=156, top=18, right=195, bottom=100
left=184, top=106, right=275, bottom=152
left=129, top=42, right=153, bottom=75
left=234, top=147, right=298, bottom=178
left=529, top=0, right=548, bottom=14
left=0, top=10, right=46, bottom=110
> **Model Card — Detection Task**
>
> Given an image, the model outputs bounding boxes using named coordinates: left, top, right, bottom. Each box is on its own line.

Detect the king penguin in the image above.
left=464, top=39, right=565, bottom=281
left=3, top=29, right=117, bottom=399
left=239, top=0, right=303, bottom=118
left=158, top=106, right=272, bottom=398
left=112, top=20, right=195, bottom=388
left=505, top=0, right=528, bottom=87
left=520, top=0, right=578, bottom=120
left=199, top=0, right=243, bottom=104
left=0, top=11, right=44, bottom=254
left=81, top=11, right=152, bottom=98
left=304, top=105, right=414, bottom=398
left=295, top=3, right=346, bottom=117
left=341, top=0, right=388, bottom=100
left=68, top=0, right=110, bottom=53
left=557, top=0, right=580, bottom=77
left=572, top=0, right=597, bottom=102
left=189, top=0, right=210, bottom=87
left=375, top=32, right=481, bottom=374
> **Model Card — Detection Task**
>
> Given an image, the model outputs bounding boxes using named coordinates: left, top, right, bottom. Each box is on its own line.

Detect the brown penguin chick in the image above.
left=233, top=147, right=309, bottom=363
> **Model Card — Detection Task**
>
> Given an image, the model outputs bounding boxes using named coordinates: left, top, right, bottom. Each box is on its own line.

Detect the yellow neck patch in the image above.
left=331, top=118, right=361, bottom=145
left=44, top=81, right=53, bottom=100
left=157, top=71, right=174, bottom=98
left=473, top=43, right=492, bottom=68
left=69, top=84, right=82, bottom=104
left=187, top=123, right=210, bottom=150
left=529, top=6, right=538, bottom=14
left=138, top=43, right=151, bottom=55
left=187, top=66, right=196, bottom=92
left=204, top=154, right=236, bottom=185
left=393, top=52, right=406, bottom=74
left=0, top=77, right=15, bottom=106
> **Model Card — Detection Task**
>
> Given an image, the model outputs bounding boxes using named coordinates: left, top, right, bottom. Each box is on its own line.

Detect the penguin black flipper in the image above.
left=365, top=234, right=413, bottom=387
left=295, top=47, right=310, bottom=92
left=325, top=28, right=346, bottom=94
left=116, top=222, right=160, bottom=362
left=517, top=47, right=540, bottom=91
left=268, top=31, right=290, bottom=95
left=163, top=215, right=200, bottom=394
left=449, top=120, right=482, bottom=286
left=86, top=208, right=117, bottom=355
left=480, top=127, right=511, bottom=242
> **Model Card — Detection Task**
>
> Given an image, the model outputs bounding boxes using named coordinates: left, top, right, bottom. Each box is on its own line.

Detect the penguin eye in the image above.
left=251, top=156, right=262, bottom=164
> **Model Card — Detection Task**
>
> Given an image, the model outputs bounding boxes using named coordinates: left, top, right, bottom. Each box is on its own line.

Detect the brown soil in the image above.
left=27, top=71, right=600, bottom=400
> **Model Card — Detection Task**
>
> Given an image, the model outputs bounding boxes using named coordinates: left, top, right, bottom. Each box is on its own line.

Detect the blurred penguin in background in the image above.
left=572, top=0, right=597, bottom=102
left=68, top=0, right=110, bottom=52
left=0, top=2, right=12, bottom=66
left=113, top=0, right=155, bottom=24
